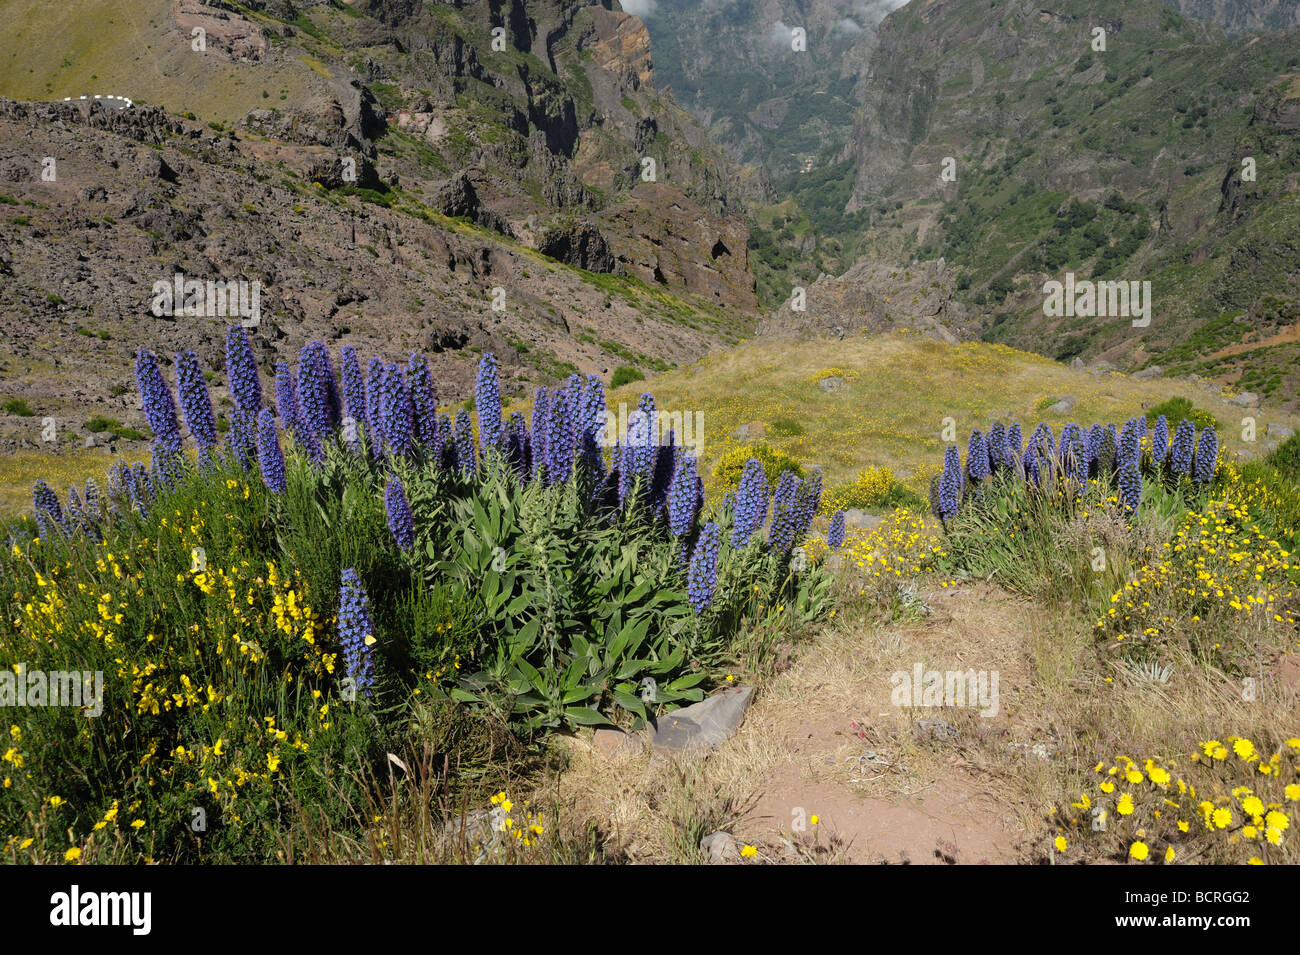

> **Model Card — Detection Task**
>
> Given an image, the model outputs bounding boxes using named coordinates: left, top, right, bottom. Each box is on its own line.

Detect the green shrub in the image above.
left=82, top=416, right=119, bottom=433
left=0, top=413, right=835, bottom=863
left=82, top=416, right=148, bottom=441
left=712, top=443, right=804, bottom=493
left=768, top=418, right=805, bottom=437
left=824, top=466, right=925, bottom=512
left=1265, top=433, right=1300, bottom=481
left=611, top=366, right=645, bottom=388
left=2, top=398, right=34, bottom=416
left=1145, top=396, right=1219, bottom=430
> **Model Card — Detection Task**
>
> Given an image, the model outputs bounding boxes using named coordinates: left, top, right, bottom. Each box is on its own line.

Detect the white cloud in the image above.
left=855, top=0, right=909, bottom=26
left=765, top=19, right=792, bottom=46
left=621, top=0, right=658, bottom=16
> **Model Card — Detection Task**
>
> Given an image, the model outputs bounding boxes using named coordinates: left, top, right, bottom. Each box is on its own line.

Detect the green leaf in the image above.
left=666, top=671, right=709, bottom=692
left=561, top=684, right=598, bottom=705
left=562, top=706, right=610, bottom=727
left=611, top=687, right=647, bottom=722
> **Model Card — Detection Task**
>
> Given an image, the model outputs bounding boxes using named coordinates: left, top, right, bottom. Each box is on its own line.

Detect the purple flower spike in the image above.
left=406, top=352, right=438, bottom=448
left=475, top=352, right=503, bottom=455
left=828, top=510, right=846, bottom=550
left=224, top=326, right=263, bottom=418
left=256, top=408, right=287, bottom=494
left=135, top=348, right=182, bottom=456
left=384, top=476, right=415, bottom=551
left=686, top=521, right=721, bottom=614
left=175, top=349, right=217, bottom=453
left=730, top=458, right=769, bottom=547
left=338, top=569, right=377, bottom=696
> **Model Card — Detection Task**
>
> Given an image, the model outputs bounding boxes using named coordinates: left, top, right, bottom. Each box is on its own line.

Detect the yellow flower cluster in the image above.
left=823, top=466, right=900, bottom=513
left=802, top=367, right=860, bottom=385
left=1096, top=481, right=1296, bottom=664
left=807, top=507, right=944, bottom=590
left=1057, top=737, right=1300, bottom=864
left=488, top=791, right=545, bottom=848
left=2, top=510, right=340, bottom=862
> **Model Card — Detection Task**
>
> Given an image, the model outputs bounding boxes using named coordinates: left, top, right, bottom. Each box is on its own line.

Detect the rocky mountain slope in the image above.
left=0, top=0, right=766, bottom=456
left=840, top=0, right=1300, bottom=408
left=758, top=256, right=970, bottom=342
left=1163, top=0, right=1300, bottom=34
left=635, top=0, right=907, bottom=307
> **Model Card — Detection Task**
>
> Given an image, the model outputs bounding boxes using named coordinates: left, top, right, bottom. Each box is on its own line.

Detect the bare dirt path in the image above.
left=558, top=582, right=1053, bottom=863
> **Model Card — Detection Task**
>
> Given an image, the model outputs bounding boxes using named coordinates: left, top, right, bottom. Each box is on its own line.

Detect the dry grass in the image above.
left=0, top=447, right=114, bottom=521
left=0, top=0, right=324, bottom=123
left=520, top=554, right=1298, bottom=864
left=610, top=331, right=1299, bottom=498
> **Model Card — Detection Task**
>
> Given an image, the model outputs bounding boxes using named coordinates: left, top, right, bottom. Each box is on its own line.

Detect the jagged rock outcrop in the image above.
left=536, top=222, right=617, bottom=273
left=170, top=0, right=269, bottom=62
left=759, top=257, right=969, bottom=343
left=241, top=80, right=384, bottom=158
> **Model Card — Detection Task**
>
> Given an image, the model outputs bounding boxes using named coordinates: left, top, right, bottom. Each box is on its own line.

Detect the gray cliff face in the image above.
left=1161, top=0, right=1300, bottom=35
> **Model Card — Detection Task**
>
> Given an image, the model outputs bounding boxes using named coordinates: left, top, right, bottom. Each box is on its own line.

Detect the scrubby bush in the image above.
left=929, top=417, right=1298, bottom=673
left=1145, top=396, right=1219, bottom=431
left=712, top=443, right=804, bottom=493
left=823, top=466, right=925, bottom=513
left=610, top=365, right=645, bottom=388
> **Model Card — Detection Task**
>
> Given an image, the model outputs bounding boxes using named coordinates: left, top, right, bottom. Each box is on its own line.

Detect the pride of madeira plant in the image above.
left=0, top=331, right=833, bottom=863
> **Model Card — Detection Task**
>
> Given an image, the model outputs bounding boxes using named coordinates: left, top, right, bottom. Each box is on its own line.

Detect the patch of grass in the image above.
left=605, top=333, right=1292, bottom=505
left=82, top=416, right=148, bottom=441
left=3, top=398, right=35, bottom=416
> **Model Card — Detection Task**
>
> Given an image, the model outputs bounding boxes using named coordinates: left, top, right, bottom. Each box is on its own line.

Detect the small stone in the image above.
left=819, top=376, right=843, bottom=392
left=1230, top=391, right=1260, bottom=408
left=591, top=727, right=639, bottom=758
left=916, top=718, right=959, bottom=741
left=444, top=808, right=493, bottom=841
left=1069, top=357, right=1085, bottom=370
left=700, top=831, right=740, bottom=864
left=1266, top=423, right=1295, bottom=439
left=1046, top=395, right=1077, bottom=414
left=1133, top=365, right=1162, bottom=380
left=843, top=508, right=882, bottom=531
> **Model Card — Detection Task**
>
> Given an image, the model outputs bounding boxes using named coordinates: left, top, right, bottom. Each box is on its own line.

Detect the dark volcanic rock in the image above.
left=537, top=222, right=616, bottom=273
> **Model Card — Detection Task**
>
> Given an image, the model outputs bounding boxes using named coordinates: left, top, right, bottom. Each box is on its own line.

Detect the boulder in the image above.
left=591, top=727, right=639, bottom=758
left=647, top=685, right=755, bottom=752
left=843, top=508, right=882, bottom=531
left=1046, top=395, right=1077, bottom=414
left=1230, top=391, right=1261, bottom=408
